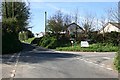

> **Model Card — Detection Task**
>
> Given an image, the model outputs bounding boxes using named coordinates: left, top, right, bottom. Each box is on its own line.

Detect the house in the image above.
left=67, top=23, right=84, bottom=35
left=99, top=22, right=120, bottom=33
left=34, top=32, right=45, bottom=38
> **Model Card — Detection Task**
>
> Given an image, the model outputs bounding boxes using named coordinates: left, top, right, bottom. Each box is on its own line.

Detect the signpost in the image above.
left=81, top=41, right=89, bottom=47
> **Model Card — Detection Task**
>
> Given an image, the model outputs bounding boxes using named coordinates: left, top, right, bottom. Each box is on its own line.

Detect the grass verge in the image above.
left=56, top=43, right=118, bottom=52
left=23, top=37, right=35, bottom=44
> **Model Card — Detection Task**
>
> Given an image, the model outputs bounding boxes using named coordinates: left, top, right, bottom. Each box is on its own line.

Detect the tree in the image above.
left=107, top=6, right=119, bottom=22
left=2, top=1, right=31, bottom=54
left=81, top=13, right=95, bottom=39
left=100, top=16, right=108, bottom=42
left=2, top=2, right=30, bottom=34
left=47, top=10, right=64, bottom=34
left=63, top=14, right=72, bottom=31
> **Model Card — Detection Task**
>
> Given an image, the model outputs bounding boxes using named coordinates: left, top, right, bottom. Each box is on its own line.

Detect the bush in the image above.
left=38, top=34, right=71, bottom=49
left=87, top=32, right=120, bottom=46
left=19, top=31, right=28, bottom=41
left=31, top=37, right=42, bottom=45
left=39, top=35, right=57, bottom=49
left=114, top=47, right=120, bottom=72
left=2, top=32, right=22, bottom=54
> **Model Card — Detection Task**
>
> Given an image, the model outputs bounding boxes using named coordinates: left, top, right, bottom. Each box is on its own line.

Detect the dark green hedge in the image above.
left=89, top=32, right=120, bottom=46
left=2, top=32, right=22, bottom=54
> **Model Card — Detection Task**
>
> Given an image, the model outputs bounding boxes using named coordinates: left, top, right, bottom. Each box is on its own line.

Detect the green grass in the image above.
left=23, top=37, right=35, bottom=44
left=114, top=48, right=120, bottom=72
left=56, top=43, right=118, bottom=52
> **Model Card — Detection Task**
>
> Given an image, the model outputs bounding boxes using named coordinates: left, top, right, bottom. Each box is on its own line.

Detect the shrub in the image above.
left=38, top=34, right=71, bottom=49
left=31, top=37, right=42, bottom=45
left=114, top=47, right=120, bottom=72
left=2, top=32, right=22, bottom=54
left=86, top=32, right=120, bottom=46
left=19, top=31, right=28, bottom=41
left=38, top=35, right=57, bottom=49
left=46, top=37, right=57, bottom=49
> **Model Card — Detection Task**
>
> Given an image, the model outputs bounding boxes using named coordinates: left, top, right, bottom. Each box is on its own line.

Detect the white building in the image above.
left=34, top=32, right=45, bottom=38
left=99, top=22, right=120, bottom=33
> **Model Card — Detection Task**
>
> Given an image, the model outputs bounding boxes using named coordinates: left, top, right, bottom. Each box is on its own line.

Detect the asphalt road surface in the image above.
left=1, top=43, right=118, bottom=79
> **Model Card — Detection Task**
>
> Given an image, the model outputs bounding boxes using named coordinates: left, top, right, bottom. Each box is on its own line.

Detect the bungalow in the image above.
left=99, top=22, right=120, bottom=33
left=67, top=22, right=84, bottom=34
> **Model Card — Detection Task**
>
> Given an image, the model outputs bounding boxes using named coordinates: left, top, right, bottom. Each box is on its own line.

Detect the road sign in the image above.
left=81, top=41, right=89, bottom=47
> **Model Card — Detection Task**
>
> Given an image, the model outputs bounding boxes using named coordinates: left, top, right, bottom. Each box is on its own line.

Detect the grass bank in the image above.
left=23, top=37, right=35, bottom=44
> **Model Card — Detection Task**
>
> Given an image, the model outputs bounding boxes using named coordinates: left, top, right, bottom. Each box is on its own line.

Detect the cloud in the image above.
left=46, top=3, right=70, bottom=15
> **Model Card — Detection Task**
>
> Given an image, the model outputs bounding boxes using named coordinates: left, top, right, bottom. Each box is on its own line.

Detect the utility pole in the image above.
left=45, top=11, right=47, bottom=34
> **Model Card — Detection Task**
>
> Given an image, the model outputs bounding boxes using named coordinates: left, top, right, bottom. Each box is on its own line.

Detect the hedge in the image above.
left=114, top=46, right=120, bottom=72
left=38, top=34, right=71, bottom=49
left=2, top=32, right=22, bottom=54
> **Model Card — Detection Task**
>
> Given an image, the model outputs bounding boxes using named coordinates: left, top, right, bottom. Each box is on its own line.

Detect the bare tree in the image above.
left=100, top=16, right=107, bottom=42
left=107, top=7, right=119, bottom=22
left=63, top=14, right=72, bottom=31
left=73, top=8, right=79, bottom=41
left=81, top=13, right=95, bottom=39
left=74, top=8, right=79, bottom=24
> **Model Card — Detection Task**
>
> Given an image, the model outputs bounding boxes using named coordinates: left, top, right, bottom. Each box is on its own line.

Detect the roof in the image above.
left=109, top=22, right=120, bottom=29
left=67, top=22, right=84, bottom=31
left=99, top=22, right=120, bottom=32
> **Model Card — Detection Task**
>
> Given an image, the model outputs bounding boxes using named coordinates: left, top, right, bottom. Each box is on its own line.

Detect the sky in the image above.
left=28, top=2, right=118, bottom=34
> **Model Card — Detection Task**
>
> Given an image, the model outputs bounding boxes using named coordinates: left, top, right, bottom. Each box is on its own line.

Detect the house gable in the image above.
left=100, top=22, right=120, bottom=33
left=67, top=23, right=84, bottom=33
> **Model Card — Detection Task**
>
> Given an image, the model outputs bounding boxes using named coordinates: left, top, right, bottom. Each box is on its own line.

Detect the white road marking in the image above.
left=76, top=57, right=114, bottom=71
left=10, top=52, right=21, bottom=78
left=103, top=57, right=111, bottom=60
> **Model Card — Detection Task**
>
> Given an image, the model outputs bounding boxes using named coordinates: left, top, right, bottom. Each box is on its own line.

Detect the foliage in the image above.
left=39, top=35, right=57, bottom=49
left=104, top=32, right=120, bottom=46
left=2, top=17, right=18, bottom=33
left=114, top=46, right=120, bottom=72
left=56, top=43, right=118, bottom=52
left=87, top=32, right=120, bottom=46
left=38, top=34, right=70, bottom=49
left=2, top=32, right=22, bottom=54
left=19, top=31, right=28, bottom=41
left=47, top=11, right=64, bottom=34
left=26, top=30, right=34, bottom=38
left=47, top=10, right=71, bottom=34
left=23, top=37, right=35, bottom=44
left=2, top=2, right=30, bottom=33
left=31, top=37, right=42, bottom=45
left=2, top=2, right=30, bottom=54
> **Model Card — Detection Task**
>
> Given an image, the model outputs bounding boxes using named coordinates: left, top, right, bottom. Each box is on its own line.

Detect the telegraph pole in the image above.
left=45, top=11, right=47, bottom=34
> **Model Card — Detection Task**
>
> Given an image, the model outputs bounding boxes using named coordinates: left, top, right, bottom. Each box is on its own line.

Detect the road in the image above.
left=1, top=43, right=118, bottom=79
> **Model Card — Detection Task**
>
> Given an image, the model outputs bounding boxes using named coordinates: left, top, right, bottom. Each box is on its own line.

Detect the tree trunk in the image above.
left=4, top=1, right=8, bottom=18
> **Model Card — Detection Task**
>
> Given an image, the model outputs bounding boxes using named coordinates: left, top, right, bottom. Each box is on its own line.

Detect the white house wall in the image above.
left=100, top=23, right=120, bottom=33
